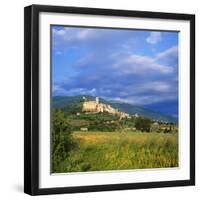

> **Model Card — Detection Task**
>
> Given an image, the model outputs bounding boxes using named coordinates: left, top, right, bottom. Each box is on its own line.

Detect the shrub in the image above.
left=52, top=109, right=74, bottom=172
left=135, top=117, right=151, bottom=132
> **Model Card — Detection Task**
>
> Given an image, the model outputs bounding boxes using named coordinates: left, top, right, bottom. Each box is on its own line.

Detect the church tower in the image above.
left=96, top=97, right=99, bottom=104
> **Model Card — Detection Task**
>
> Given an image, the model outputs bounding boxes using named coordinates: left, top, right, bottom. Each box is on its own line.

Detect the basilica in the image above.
left=82, top=97, right=130, bottom=119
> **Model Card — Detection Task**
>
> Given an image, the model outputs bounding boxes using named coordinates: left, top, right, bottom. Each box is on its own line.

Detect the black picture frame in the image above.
left=24, top=4, right=195, bottom=196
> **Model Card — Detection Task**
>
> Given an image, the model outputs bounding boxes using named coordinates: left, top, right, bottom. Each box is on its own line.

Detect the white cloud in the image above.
left=52, top=28, right=66, bottom=36
left=136, top=81, right=171, bottom=93
left=52, top=84, right=66, bottom=95
left=109, top=80, right=176, bottom=105
left=146, top=32, right=162, bottom=44
left=111, top=94, right=176, bottom=105
left=76, top=29, right=96, bottom=40
left=112, top=53, right=173, bottom=75
left=67, top=88, right=97, bottom=96
left=53, top=85, right=97, bottom=96
left=53, top=28, right=97, bottom=42
left=155, top=45, right=178, bottom=61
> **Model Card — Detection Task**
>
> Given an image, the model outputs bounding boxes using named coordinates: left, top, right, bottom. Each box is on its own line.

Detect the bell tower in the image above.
left=96, top=97, right=99, bottom=104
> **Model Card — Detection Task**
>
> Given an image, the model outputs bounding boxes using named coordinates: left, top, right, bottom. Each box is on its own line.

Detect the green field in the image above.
left=53, top=131, right=178, bottom=173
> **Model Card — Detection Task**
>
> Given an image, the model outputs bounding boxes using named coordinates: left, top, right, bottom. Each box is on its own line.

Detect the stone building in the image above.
left=82, top=97, right=99, bottom=112
left=82, top=96, right=130, bottom=119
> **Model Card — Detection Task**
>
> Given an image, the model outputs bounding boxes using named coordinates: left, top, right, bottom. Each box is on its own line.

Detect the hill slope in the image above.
left=52, top=96, right=177, bottom=122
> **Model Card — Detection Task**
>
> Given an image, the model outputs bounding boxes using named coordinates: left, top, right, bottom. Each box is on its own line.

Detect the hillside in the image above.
left=52, top=96, right=177, bottom=123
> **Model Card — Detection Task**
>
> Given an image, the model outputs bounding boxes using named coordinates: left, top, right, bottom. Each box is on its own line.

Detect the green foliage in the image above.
left=52, top=109, right=74, bottom=172
left=88, top=121, right=120, bottom=132
left=64, top=102, right=83, bottom=114
left=135, top=117, right=152, bottom=132
left=66, top=112, right=125, bottom=132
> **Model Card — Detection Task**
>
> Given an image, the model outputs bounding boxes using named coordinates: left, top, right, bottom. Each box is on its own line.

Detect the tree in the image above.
left=52, top=109, right=73, bottom=172
left=135, top=117, right=151, bottom=132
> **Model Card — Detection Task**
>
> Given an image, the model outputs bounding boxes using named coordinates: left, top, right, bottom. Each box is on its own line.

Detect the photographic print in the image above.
left=24, top=5, right=195, bottom=195
left=51, top=26, right=179, bottom=173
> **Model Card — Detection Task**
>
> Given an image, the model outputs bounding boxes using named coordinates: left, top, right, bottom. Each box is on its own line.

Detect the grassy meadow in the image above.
left=53, top=130, right=178, bottom=173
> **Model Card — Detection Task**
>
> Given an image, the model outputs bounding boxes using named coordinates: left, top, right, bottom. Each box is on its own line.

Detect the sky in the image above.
left=51, top=25, right=178, bottom=116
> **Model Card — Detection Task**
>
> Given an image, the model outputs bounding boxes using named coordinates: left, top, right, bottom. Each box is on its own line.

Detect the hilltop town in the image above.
left=82, top=96, right=131, bottom=119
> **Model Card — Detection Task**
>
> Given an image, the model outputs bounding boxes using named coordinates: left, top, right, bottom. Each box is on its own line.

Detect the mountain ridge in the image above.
left=52, top=95, right=177, bottom=123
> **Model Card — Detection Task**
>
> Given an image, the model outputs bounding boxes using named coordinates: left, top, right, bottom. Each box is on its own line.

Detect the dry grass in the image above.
left=57, top=131, right=178, bottom=173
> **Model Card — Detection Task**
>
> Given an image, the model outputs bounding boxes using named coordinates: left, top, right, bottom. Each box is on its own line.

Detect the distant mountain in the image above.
left=52, top=96, right=83, bottom=108
left=52, top=96, right=177, bottom=123
left=143, top=100, right=178, bottom=119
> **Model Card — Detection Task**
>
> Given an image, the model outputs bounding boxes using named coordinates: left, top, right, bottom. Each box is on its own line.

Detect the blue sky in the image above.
left=51, top=26, right=178, bottom=116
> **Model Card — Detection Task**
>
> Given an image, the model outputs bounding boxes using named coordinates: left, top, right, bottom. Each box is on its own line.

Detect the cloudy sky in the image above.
left=51, top=26, right=178, bottom=116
